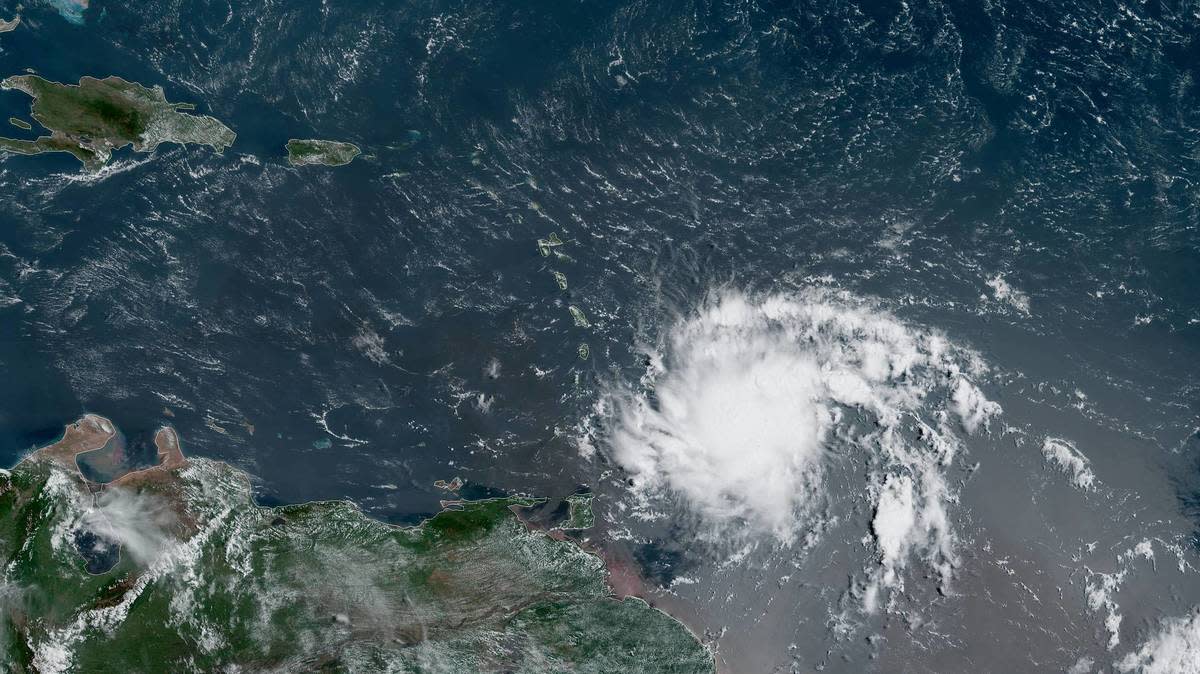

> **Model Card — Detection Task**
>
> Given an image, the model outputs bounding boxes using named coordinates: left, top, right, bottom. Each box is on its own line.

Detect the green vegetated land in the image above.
left=562, top=493, right=597, bottom=530
left=0, top=418, right=714, bottom=673
left=286, top=138, right=361, bottom=166
left=0, top=75, right=235, bottom=171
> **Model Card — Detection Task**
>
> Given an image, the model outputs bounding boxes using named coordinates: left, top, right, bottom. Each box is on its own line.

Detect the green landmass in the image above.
left=0, top=416, right=713, bottom=672
left=537, top=232, right=564, bottom=257
left=0, top=75, right=235, bottom=171
left=560, top=493, right=596, bottom=530
left=569, top=305, right=591, bottom=328
left=8, top=117, right=30, bottom=131
left=285, top=138, right=361, bottom=167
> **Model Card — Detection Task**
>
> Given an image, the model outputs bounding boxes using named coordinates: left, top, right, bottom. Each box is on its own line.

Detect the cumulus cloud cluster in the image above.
left=1118, top=610, right=1200, bottom=673
left=986, top=274, right=1031, bottom=314
left=604, top=288, right=1000, bottom=610
left=1042, top=437, right=1096, bottom=491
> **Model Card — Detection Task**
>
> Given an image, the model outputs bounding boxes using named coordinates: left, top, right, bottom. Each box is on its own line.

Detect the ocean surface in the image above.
left=1, top=0, right=1199, bottom=671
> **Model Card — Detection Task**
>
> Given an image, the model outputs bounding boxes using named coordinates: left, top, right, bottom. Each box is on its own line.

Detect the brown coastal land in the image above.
left=22, top=413, right=186, bottom=490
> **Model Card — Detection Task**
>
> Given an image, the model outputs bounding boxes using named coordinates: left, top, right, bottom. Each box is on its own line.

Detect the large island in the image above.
left=286, top=138, right=361, bottom=166
left=0, top=415, right=713, bottom=672
left=0, top=75, right=235, bottom=171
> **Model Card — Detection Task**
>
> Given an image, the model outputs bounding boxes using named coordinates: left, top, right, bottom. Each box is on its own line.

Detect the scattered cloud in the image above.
left=1117, top=609, right=1200, bottom=673
left=1042, top=437, right=1096, bottom=490
left=986, top=275, right=1031, bottom=314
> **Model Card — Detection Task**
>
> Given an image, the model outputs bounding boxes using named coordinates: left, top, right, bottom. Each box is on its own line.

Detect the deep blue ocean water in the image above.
left=2, top=0, right=1199, bottom=670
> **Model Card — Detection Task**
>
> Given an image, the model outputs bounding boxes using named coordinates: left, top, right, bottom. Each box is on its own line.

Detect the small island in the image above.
left=0, top=415, right=714, bottom=672
left=8, top=117, right=31, bottom=130
left=0, top=75, right=236, bottom=171
left=286, top=138, right=360, bottom=166
left=0, top=15, right=19, bottom=33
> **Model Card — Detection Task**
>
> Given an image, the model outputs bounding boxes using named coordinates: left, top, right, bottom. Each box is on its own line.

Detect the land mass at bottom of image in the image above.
left=0, top=414, right=713, bottom=672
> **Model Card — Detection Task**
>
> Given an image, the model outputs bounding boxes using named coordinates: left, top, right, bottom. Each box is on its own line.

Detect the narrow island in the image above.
left=8, top=117, right=31, bottom=130
left=0, top=75, right=236, bottom=171
left=0, top=15, right=18, bottom=33
left=0, top=414, right=714, bottom=672
left=286, top=138, right=361, bottom=166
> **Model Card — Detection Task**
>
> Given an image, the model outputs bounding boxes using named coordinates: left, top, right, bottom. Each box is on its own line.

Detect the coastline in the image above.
left=4, top=414, right=717, bottom=669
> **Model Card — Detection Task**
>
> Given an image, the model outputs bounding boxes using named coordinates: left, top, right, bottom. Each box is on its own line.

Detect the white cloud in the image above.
left=608, top=295, right=831, bottom=540
left=951, top=377, right=1002, bottom=434
left=986, top=275, right=1031, bottom=314
left=80, top=487, right=177, bottom=567
left=873, top=475, right=917, bottom=588
left=602, top=288, right=999, bottom=609
left=1117, top=609, right=1200, bottom=673
left=1067, top=656, right=1094, bottom=674
left=31, top=641, right=73, bottom=674
left=1087, top=570, right=1126, bottom=650
left=1042, top=437, right=1096, bottom=491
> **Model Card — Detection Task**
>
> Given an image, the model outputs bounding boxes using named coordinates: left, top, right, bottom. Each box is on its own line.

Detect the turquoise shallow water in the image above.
left=44, top=0, right=87, bottom=25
